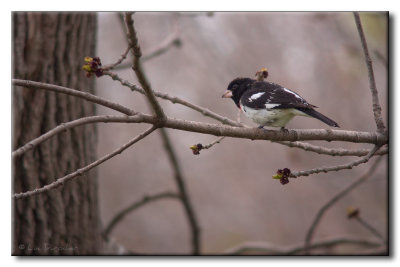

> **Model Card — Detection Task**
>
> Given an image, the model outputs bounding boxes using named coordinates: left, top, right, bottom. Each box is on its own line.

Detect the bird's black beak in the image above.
left=221, top=90, right=233, bottom=98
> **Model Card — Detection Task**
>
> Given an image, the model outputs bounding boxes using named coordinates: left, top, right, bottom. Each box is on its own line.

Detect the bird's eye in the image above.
left=232, top=84, right=239, bottom=90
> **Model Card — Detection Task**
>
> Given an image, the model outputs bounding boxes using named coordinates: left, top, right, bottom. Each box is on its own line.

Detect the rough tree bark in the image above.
left=12, top=12, right=101, bottom=255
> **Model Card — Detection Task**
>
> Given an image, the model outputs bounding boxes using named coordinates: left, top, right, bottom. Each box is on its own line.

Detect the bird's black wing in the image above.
left=240, top=81, right=316, bottom=110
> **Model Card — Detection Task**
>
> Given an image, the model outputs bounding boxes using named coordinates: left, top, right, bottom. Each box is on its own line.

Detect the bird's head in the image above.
left=222, top=78, right=254, bottom=107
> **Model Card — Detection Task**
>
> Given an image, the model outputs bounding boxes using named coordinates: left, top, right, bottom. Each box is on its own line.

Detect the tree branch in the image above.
left=124, top=12, right=166, bottom=121
left=291, top=145, right=382, bottom=178
left=102, top=45, right=132, bottom=71
left=354, top=216, right=386, bottom=243
left=13, top=126, right=157, bottom=199
left=276, top=141, right=388, bottom=157
left=15, top=79, right=386, bottom=161
left=113, top=13, right=181, bottom=70
left=353, top=12, right=386, bottom=132
left=12, top=115, right=143, bottom=158
left=12, top=79, right=136, bottom=116
left=159, top=128, right=201, bottom=254
left=114, top=23, right=181, bottom=70
left=12, top=113, right=386, bottom=200
left=141, top=33, right=181, bottom=62
left=224, top=237, right=383, bottom=255
left=12, top=114, right=388, bottom=160
left=104, top=70, right=242, bottom=127
left=102, top=191, right=180, bottom=241
left=304, top=155, right=384, bottom=253
left=15, top=78, right=388, bottom=161
left=15, top=79, right=386, bottom=159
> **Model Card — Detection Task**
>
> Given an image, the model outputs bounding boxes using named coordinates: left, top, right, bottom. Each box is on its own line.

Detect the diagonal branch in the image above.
left=353, top=12, right=386, bottom=132
left=304, top=155, right=384, bottom=253
left=159, top=128, right=201, bottom=254
left=276, top=141, right=388, bottom=157
left=13, top=126, right=157, bottom=199
left=291, top=145, right=381, bottom=178
left=354, top=216, right=386, bottom=243
left=124, top=12, right=166, bottom=121
left=12, top=115, right=143, bottom=158
left=12, top=79, right=136, bottom=116
left=102, top=45, right=132, bottom=71
left=104, top=70, right=243, bottom=127
left=114, top=20, right=181, bottom=70
left=102, top=191, right=180, bottom=241
left=141, top=33, right=181, bottom=62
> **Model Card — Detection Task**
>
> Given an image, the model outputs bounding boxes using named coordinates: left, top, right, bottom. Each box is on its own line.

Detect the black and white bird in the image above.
left=222, top=78, right=339, bottom=129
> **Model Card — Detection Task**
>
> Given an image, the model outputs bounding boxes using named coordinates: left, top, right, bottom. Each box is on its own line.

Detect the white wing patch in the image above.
left=248, top=92, right=265, bottom=102
left=283, top=88, right=303, bottom=100
left=265, top=103, right=280, bottom=109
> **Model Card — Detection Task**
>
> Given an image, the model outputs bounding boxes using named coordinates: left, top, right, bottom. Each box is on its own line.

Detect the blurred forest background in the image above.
left=95, top=12, right=388, bottom=254
left=97, top=12, right=388, bottom=254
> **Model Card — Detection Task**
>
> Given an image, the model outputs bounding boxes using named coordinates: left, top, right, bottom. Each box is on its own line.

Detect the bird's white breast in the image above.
left=241, top=105, right=309, bottom=127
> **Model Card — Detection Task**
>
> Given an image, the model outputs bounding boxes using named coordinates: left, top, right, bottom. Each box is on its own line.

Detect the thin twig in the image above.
left=124, top=12, right=166, bottom=121
left=142, top=38, right=180, bottom=62
left=276, top=141, right=388, bottom=157
left=304, top=155, right=384, bottom=253
left=102, top=191, right=180, bottom=241
left=12, top=115, right=143, bottom=158
left=354, top=216, right=386, bottom=243
left=141, top=12, right=181, bottom=62
left=224, top=237, right=383, bottom=255
left=102, top=45, right=132, bottom=71
left=12, top=79, right=136, bottom=116
left=291, top=145, right=381, bottom=178
left=13, top=126, right=157, bottom=199
left=353, top=12, right=386, bottom=132
left=203, top=136, right=226, bottom=150
left=159, top=128, right=201, bottom=254
left=104, top=70, right=243, bottom=127
left=289, top=237, right=383, bottom=255
left=115, top=24, right=181, bottom=70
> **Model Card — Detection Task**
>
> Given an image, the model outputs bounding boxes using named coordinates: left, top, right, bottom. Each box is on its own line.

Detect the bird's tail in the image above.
left=297, top=108, right=339, bottom=127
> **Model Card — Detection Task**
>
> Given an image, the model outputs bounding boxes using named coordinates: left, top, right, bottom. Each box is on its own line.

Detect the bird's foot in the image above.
left=280, top=127, right=289, bottom=134
left=257, top=125, right=270, bottom=133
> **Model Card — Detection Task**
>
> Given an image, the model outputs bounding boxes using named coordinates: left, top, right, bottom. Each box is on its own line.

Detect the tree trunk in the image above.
left=12, top=12, right=101, bottom=255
